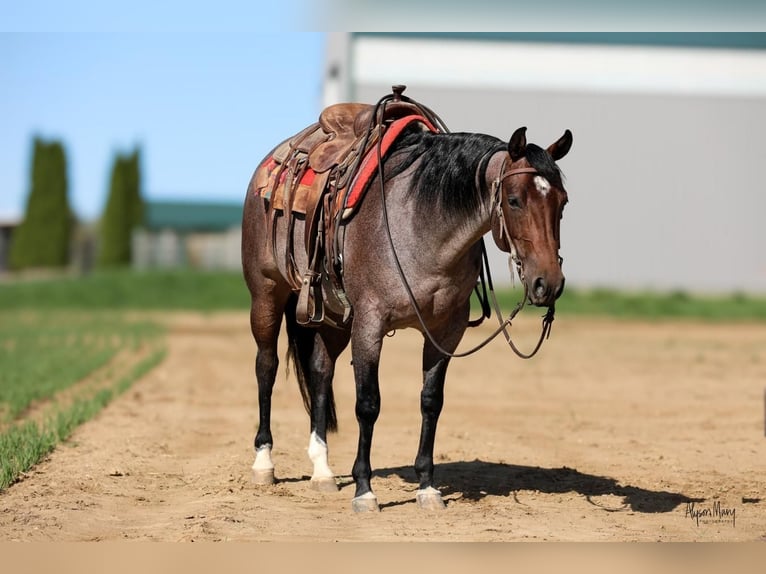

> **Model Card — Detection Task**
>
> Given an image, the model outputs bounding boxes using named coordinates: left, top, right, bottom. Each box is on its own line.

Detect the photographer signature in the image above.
left=685, top=501, right=736, bottom=527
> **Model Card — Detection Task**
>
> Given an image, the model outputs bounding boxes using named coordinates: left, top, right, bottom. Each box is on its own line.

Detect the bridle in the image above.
left=490, top=162, right=538, bottom=282
left=488, top=160, right=557, bottom=359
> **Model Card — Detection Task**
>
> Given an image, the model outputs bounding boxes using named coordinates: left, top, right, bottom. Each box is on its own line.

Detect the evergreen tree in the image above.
left=9, top=137, right=73, bottom=269
left=98, top=147, right=144, bottom=266
left=124, top=149, right=143, bottom=231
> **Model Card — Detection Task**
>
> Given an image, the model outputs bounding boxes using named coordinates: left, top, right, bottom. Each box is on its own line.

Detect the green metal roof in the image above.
left=143, top=201, right=243, bottom=232
left=356, top=33, right=766, bottom=51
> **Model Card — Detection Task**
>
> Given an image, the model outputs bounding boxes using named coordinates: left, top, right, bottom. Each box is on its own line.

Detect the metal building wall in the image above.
left=324, top=34, right=766, bottom=294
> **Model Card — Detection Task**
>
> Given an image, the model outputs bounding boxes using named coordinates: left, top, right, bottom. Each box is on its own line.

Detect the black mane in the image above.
left=385, top=128, right=564, bottom=219
left=386, top=129, right=504, bottom=219
left=525, top=143, right=564, bottom=188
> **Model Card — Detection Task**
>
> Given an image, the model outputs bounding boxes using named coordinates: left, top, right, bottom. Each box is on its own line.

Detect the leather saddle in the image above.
left=253, top=87, right=443, bottom=327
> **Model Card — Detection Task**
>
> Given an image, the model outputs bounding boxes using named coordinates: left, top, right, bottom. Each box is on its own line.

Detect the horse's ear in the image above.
left=547, top=129, right=573, bottom=161
left=508, top=126, right=527, bottom=161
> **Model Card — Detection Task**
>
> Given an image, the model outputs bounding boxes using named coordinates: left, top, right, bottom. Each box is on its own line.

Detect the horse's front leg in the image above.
left=414, top=317, right=467, bottom=510
left=414, top=346, right=449, bottom=509
left=350, top=324, right=384, bottom=513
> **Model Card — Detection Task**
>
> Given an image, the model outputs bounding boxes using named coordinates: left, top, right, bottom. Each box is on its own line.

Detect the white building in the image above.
left=322, top=33, right=766, bottom=294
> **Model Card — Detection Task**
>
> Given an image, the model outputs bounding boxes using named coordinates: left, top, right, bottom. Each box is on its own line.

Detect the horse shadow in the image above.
left=361, top=459, right=702, bottom=513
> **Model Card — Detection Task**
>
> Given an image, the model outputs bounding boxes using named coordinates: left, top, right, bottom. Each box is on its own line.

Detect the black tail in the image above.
left=284, top=299, right=338, bottom=432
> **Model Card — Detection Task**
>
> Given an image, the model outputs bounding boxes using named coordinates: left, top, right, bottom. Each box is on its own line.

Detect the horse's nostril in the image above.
left=533, top=277, right=547, bottom=299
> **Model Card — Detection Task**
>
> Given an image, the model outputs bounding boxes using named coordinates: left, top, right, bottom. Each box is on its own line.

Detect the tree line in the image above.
left=9, top=137, right=144, bottom=270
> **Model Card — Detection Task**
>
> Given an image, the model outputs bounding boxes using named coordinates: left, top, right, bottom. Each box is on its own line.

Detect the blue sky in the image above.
left=0, top=32, right=325, bottom=221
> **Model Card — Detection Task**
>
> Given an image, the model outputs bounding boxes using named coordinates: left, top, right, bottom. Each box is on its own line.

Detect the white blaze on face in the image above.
left=534, top=175, right=551, bottom=197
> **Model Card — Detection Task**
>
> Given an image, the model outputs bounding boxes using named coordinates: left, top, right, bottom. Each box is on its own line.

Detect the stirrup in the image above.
left=296, top=273, right=324, bottom=325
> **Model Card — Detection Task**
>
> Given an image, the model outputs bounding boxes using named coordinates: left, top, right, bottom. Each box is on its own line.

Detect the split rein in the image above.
left=371, top=92, right=555, bottom=360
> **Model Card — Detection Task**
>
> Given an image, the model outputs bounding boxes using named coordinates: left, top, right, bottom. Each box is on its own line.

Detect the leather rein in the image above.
left=372, top=91, right=555, bottom=359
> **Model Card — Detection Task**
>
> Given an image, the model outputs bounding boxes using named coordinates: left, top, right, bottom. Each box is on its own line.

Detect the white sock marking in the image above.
left=416, top=486, right=442, bottom=497
left=352, top=491, right=377, bottom=501
left=252, top=445, right=274, bottom=471
left=307, top=431, right=334, bottom=480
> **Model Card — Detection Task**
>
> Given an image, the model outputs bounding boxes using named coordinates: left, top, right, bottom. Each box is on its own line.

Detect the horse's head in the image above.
left=491, top=126, right=572, bottom=307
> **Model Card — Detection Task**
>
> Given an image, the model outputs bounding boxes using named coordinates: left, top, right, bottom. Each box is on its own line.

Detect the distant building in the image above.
left=323, top=33, right=766, bottom=293
left=132, top=201, right=242, bottom=270
left=0, top=217, right=21, bottom=273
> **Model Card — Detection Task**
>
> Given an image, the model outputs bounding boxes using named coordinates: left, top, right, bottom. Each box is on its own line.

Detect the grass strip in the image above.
left=0, top=311, right=162, bottom=423
left=0, top=346, right=166, bottom=491
left=0, top=269, right=249, bottom=311
left=3, top=269, right=766, bottom=321
left=482, top=287, right=766, bottom=322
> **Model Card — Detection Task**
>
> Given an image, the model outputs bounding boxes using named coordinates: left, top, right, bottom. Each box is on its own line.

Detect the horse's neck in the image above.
left=414, top=148, right=505, bottom=271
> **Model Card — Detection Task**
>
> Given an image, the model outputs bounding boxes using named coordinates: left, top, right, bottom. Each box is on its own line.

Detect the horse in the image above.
left=241, top=91, right=572, bottom=512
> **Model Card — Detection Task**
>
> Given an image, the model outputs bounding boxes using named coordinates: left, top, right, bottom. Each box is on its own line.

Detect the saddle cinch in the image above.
left=254, top=86, right=442, bottom=328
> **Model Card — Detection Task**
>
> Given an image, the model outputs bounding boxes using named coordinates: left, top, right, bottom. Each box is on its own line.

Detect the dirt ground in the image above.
left=1, top=311, right=765, bottom=541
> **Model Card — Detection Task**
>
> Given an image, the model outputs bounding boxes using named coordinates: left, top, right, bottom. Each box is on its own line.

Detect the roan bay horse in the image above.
left=242, top=89, right=572, bottom=512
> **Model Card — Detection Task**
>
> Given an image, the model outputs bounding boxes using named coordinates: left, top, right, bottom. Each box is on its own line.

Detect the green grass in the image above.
left=558, top=287, right=766, bottom=321
left=481, top=286, right=766, bottom=322
left=0, top=344, right=165, bottom=491
left=0, top=312, right=163, bottom=422
left=4, top=269, right=766, bottom=321
left=0, top=269, right=250, bottom=311
left=0, top=310, right=165, bottom=491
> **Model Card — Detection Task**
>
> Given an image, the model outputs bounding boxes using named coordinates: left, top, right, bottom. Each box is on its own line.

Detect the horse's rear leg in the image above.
left=307, top=330, right=349, bottom=492
left=285, top=312, right=350, bottom=492
left=250, top=294, right=288, bottom=485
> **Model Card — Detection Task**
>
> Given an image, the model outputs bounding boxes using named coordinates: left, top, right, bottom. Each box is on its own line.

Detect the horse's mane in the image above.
left=386, top=129, right=504, bottom=219
left=385, top=127, right=564, bottom=219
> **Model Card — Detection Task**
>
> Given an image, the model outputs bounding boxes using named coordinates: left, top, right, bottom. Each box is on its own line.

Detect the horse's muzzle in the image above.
left=529, top=274, right=565, bottom=307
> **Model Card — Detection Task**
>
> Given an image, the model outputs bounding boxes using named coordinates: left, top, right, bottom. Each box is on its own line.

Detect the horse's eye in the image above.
left=508, top=196, right=522, bottom=209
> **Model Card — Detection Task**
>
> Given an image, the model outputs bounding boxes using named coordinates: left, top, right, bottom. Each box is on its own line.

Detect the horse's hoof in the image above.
left=416, top=487, right=446, bottom=510
left=310, top=477, right=339, bottom=492
left=252, top=468, right=276, bottom=485
left=351, top=492, right=380, bottom=513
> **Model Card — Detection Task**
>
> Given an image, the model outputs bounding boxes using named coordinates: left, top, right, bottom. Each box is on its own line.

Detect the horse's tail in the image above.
left=284, top=300, right=338, bottom=433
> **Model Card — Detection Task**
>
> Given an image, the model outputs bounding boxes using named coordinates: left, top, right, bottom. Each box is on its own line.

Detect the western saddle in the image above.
left=253, top=86, right=445, bottom=328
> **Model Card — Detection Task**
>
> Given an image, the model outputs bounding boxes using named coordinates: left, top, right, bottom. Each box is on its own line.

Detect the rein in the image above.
left=372, top=90, right=555, bottom=359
